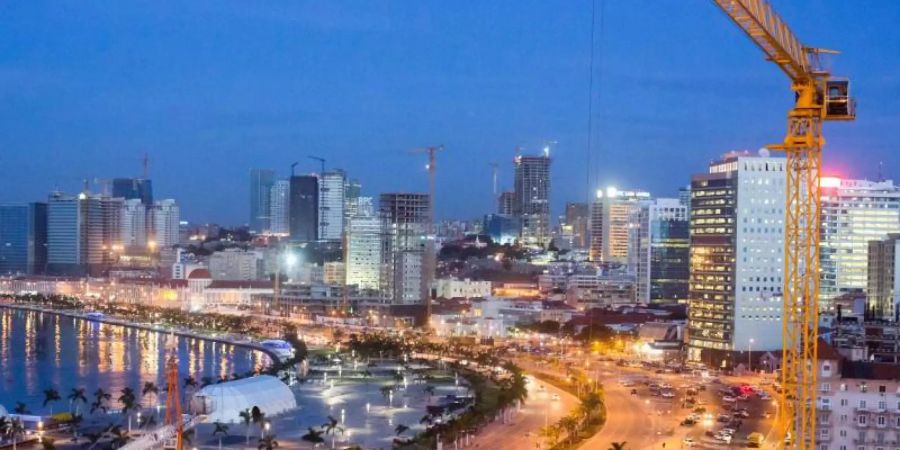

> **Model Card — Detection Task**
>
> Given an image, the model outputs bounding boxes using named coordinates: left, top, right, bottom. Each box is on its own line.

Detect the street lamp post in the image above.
left=748, top=338, right=755, bottom=373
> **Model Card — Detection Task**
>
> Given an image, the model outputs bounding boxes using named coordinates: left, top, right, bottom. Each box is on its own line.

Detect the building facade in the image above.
left=0, top=204, right=47, bottom=275
left=318, top=171, right=346, bottom=241
left=820, top=178, right=900, bottom=307
left=151, top=199, right=180, bottom=250
left=868, top=234, right=900, bottom=321
left=687, top=152, right=786, bottom=366
left=346, top=209, right=383, bottom=292
left=565, top=202, right=590, bottom=250
left=209, top=248, right=259, bottom=280
left=513, top=154, right=551, bottom=247
left=590, top=187, right=650, bottom=263
left=289, top=175, right=319, bottom=242
left=47, top=193, right=122, bottom=276
left=249, top=168, right=275, bottom=234
left=121, top=198, right=147, bottom=250
left=380, top=193, right=430, bottom=304
left=269, top=180, right=290, bottom=236
left=632, top=198, right=690, bottom=304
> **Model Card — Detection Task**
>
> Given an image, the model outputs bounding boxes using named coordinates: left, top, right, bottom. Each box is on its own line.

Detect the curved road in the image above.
left=474, top=373, right=579, bottom=449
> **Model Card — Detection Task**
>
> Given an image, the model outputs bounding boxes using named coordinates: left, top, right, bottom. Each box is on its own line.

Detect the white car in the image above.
left=682, top=437, right=696, bottom=447
left=661, top=392, right=675, bottom=399
left=551, top=394, right=560, bottom=401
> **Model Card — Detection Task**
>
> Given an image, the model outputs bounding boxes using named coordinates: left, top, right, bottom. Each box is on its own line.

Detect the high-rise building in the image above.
left=47, top=192, right=122, bottom=276
left=867, top=233, right=900, bottom=321
left=121, top=198, right=147, bottom=250
left=380, top=193, right=430, bottom=304
left=513, top=154, right=551, bottom=246
left=0, top=203, right=47, bottom=275
left=820, top=178, right=900, bottom=307
left=631, top=198, right=690, bottom=304
left=483, top=214, right=521, bottom=245
left=590, top=187, right=650, bottom=263
left=249, top=168, right=275, bottom=233
left=687, top=152, right=786, bottom=366
left=269, top=180, right=290, bottom=236
left=346, top=198, right=382, bottom=292
left=564, top=202, right=589, bottom=249
left=111, top=178, right=153, bottom=205
left=151, top=199, right=180, bottom=250
left=289, top=175, right=318, bottom=242
left=319, top=171, right=346, bottom=241
left=498, top=191, right=515, bottom=215
left=344, top=178, right=362, bottom=219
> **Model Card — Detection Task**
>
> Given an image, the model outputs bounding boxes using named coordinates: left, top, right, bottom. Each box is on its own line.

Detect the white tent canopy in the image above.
left=192, top=375, right=296, bottom=423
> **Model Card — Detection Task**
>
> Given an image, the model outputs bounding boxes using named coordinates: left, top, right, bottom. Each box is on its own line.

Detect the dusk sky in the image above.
left=1, top=1, right=898, bottom=224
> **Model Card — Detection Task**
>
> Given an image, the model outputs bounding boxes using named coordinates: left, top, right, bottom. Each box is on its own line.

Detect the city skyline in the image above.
left=1, top=1, right=898, bottom=224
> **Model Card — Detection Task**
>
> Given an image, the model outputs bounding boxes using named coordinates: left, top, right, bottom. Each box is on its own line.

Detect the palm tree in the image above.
left=40, top=436, right=56, bottom=450
left=92, top=388, right=111, bottom=415
left=558, top=415, right=579, bottom=445
left=301, top=427, right=325, bottom=448
left=239, top=409, right=253, bottom=447
left=212, top=421, right=229, bottom=450
left=258, top=435, right=279, bottom=450
left=68, top=388, right=88, bottom=415
left=118, top=387, right=138, bottom=431
left=8, top=418, right=25, bottom=450
left=13, top=402, right=30, bottom=415
left=183, top=376, right=198, bottom=405
left=607, top=442, right=627, bottom=450
left=250, top=406, right=266, bottom=438
left=394, top=424, right=409, bottom=437
left=141, top=382, right=159, bottom=410
left=321, top=415, right=343, bottom=450
left=43, top=388, right=61, bottom=415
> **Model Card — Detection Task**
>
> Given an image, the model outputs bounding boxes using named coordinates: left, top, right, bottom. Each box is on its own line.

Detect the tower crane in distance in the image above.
left=410, top=145, right=444, bottom=325
left=711, top=0, right=855, bottom=447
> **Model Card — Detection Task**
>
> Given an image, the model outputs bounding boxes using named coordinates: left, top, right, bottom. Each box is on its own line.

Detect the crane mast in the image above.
left=711, top=1, right=855, bottom=448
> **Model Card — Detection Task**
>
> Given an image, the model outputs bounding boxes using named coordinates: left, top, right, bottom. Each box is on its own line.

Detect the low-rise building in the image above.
left=432, top=278, right=492, bottom=299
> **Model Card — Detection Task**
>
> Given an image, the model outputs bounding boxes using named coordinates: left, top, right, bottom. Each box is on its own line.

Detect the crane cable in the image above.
left=585, top=0, right=605, bottom=342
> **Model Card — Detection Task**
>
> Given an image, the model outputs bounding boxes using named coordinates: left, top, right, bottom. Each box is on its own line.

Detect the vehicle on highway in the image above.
left=680, top=418, right=696, bottom=426
left=717, top=414, right=731, bottom=423
left=747, top=431, right=765, bottom=447
left=551, top=394, right=560, bottom=401
left=722, top=396, right=736, bottom=403
left=661, top=391, right=675, bottom=399
left=630, top=388, right=638, bottom=395
left=682, top=437, right=696, bottom=447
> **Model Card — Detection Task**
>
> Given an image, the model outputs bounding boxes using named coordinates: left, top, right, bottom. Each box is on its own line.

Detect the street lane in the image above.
left=474, top=373, right=578, bottom=450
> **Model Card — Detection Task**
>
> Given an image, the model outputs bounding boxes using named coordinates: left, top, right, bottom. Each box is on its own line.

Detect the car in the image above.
left=735, top=410, right=750, bottom=418
left=722, top=396, right=736, bottom=403
left=661, top=391, right=675, bottom=399
left=717, top=414, right=731, bottom=423
left=717, top=434, right=733, bottom=444
left=682, top=437, right=696, bottom=447
left=551, top=394, right=560, bottom=401
left=631, top=388, right=638, bottom=395
left=680, top=418, right=696, bottom=426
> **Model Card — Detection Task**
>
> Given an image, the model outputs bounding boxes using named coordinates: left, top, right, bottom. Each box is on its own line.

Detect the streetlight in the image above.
left=748, top=338, right=755, bottom=373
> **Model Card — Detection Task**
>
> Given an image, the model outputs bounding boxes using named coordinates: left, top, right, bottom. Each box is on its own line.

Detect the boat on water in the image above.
left=259, top=339, right=295, bottom=360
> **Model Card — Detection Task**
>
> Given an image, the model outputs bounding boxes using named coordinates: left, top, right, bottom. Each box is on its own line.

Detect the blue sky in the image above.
left=1, top=1, right=898, bottom=223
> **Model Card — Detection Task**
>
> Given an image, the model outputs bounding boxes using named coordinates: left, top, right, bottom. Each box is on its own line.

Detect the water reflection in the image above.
left=0, top=308, right=269, bottom=413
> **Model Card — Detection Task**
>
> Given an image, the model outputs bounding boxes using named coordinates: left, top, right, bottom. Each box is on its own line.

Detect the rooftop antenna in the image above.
left=142, top=153, right=150, bottom=179
left=878, top=161, right=885, bottom=182
left=290, top=162, right=299, bottom=177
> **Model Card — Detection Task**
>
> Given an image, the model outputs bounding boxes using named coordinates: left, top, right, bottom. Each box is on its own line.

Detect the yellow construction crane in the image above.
left=711, top=0, right=855, bottom=447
